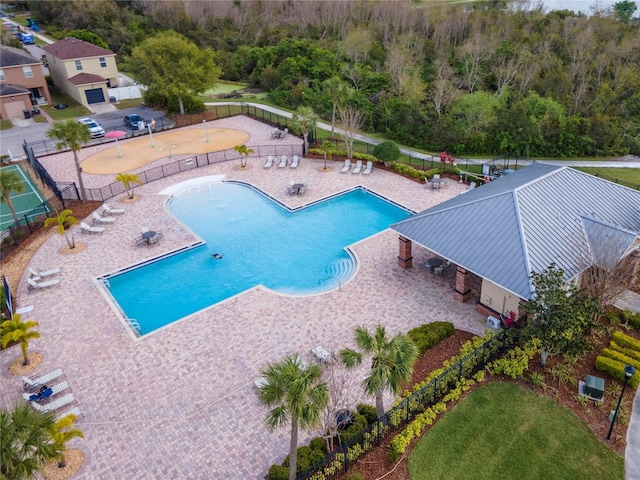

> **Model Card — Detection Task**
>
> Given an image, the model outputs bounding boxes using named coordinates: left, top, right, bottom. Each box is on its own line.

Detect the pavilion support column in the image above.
left=453, top=266, right=472, bottom=303
left=397, top=236, right=413, bottom=269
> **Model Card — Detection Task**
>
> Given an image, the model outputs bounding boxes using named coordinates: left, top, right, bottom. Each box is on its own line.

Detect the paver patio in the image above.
left=0, top=117, right=487, bottom=479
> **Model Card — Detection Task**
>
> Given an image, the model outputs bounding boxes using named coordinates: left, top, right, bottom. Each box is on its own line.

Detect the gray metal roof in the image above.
left=391, top=163, right=640, bottom=300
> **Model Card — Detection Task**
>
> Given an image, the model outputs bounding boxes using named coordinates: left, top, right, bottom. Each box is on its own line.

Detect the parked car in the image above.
left=20, top=33, right=34, bottom=44
left=124, top=114, right=148, bottom=130
left=78, top=118, right=105, bottom=138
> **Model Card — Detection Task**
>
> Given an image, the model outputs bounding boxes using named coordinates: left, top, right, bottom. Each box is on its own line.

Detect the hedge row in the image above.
left=408, top=322, right=455, bottom=355
left=595, top=356, right=640, bottom=388
left=595, top=330, right=640, bottom=389
left=612, top=331, right=640, bottom=352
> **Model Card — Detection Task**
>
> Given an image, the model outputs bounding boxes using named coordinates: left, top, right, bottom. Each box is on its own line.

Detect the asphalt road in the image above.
left=1, top=106, right=169, bottom=159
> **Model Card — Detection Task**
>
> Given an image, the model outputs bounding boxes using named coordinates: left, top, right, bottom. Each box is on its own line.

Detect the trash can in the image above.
left=23, top=110, right=31, bottom=119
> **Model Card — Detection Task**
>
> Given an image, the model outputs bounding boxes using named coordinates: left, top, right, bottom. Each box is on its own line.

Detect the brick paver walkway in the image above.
left=0, top=117, right=486, bottom=479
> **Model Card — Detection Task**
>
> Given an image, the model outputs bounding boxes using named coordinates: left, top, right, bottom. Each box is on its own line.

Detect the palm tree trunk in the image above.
left=72, top=151, right=87, bottom=202
left=178, top=95, right=185, bottom=115
left=21, top=342, right=30, bottom=366
left=58, top=453, right=67, bottom=468
left=303, top=133, right=309, bottom=154
left=4, top=195, right=20, bottom=224
left=375, top=390, right=385, bottom=419
left=289, top=417, right=299, bottom=480
left=331, top=104, right=336, bottom=139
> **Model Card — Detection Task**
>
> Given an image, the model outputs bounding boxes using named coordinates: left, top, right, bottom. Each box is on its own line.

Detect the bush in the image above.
left=609, top=341, right=640, bottom=363
left=309, top=437, right=325, bottom=452
left=356, top=403, right=378, bottom=425
left=408, top=322, right=455, bottom=355
left=620, top=310, right=640, bottom=332
left=345, top=474, right=363, bottom=480
left=267, top=464, right=288, bottom=480
left=390, top=161, right=424, bottom=179
left=612, top=331, right=640, bottom=352
left=373, top=141, right=401, bottom=163
left=339, top=413, right=368, bottom=444
left=596, top=355, right=640, bottom=388
left=423, top=168, right=441, bottom=181
left=601, top=348, right=640, bottom=372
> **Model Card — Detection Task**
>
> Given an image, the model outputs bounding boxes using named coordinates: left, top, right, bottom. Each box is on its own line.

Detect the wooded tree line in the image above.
left=27, top=0, right=640, bottom=157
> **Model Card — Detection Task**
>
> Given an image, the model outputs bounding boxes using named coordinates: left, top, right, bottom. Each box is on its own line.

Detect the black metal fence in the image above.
left=296, top=330, right=512, bottom=480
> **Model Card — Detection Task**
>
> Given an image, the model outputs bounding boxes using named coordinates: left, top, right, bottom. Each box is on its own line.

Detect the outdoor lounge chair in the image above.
left=278, top=155, right=288, bottom=168
left=92, top=212, right=115, bottom=225
left=351, top=160, right=362, bottom=174
left=22, top=380, right=69, bottom=402
left=363, top=161, right=373, bottom=175
left=264, top=155, right=274, bottom=168
left=298, top=181, right=308, bottom=195
left=30, top=393, right=75, bottom=414
left=22, top=368, right=64, bottom=393
left=29, top=267, right=60, bottom=278
left=311, top=345, right=332, bottom=363
left=102, top=203, right=125, bottom=215
left=55, top=406, right=82, bottom=422
left=340, top=159, right=351, bottom=173
left=27, top=277, right=60, bottom=291
left=290, top=155, right=299, bottom=168
left=80, top=222, right=105, bottom=234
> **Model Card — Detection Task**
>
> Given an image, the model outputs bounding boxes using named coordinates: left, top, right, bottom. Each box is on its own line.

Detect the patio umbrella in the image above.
left=105, top=130, right=127, bottom=158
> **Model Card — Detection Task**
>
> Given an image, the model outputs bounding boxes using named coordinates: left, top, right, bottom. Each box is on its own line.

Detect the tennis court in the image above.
left=0, top=164, right=49, bottom=231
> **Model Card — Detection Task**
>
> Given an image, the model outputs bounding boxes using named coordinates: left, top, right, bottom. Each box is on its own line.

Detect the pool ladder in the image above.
left=125, top=318, right=141, bottom=335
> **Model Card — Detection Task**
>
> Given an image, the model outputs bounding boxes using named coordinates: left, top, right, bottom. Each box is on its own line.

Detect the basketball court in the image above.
left=0, top=164, right=48, bottom=231
left=80, top=126, right=250, bottom=175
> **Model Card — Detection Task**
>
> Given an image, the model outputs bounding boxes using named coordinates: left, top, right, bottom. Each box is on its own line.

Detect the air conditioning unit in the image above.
left=487, top=316, right=501, bottom=330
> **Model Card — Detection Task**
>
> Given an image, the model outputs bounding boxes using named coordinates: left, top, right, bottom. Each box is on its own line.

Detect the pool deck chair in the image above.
left=22, top=368, right=64, bottom=393
left=22, top=380, right=69, bottom=402
left=363, top=161, right=373, bottom=175
left=80, top=222, right=105, bottom=234
left=28, top=277, right=60, bottom=291
left=55, top=406, right=82, bottom=422
left=30, top=393, right=75, bottom=414
left=92, top=212, right=116, bottom=225
left=290, top=155, right=299, bottom=168
left=351, top=160, right=362, bottom=174
left=340, top=159, right=351, bottom=173
left=278, top=155, right=288, bottom=168
left=264, top=155, right=274, bottom=168
left=311, top=345, right=332, bottom=363
left=29, top=267, right=60, bottom=278
left=102, top=203, right=125, bottom=215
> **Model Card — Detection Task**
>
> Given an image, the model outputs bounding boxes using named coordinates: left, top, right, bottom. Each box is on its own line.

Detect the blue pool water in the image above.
left=104, top=182, right=411, bottom=335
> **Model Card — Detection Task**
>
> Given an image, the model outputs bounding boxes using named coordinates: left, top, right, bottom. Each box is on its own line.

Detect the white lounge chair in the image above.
left=27, top=277, right=60, bottom=290
left=298, top=181, right=308, bottom=195
left=22, top=368, right=64, bottom=392
left=102, top=203, right=125, bottom=215
left=363, top=161, right=373, bottom=175
left=29, top=267, right=60, bottom=278
left=92, top=212, right=115, bottom=225
left=278, top=155, right=288, bottom=168
left=311, top=345, right=332, bottom=363
left=22, top=380, right=69, bottom=401
left=80, top=222, right=105, bottom=234
left=290, top=155, right=299, bottom=168
left=55, top=406, right=82, bottom=422
left=264, top=155, right=274, bottom=168
left=340, top=159, right=351, bottom=173
left=30, top=393, right=75, bottom=414
left=351, top=160, right=362, bottom=174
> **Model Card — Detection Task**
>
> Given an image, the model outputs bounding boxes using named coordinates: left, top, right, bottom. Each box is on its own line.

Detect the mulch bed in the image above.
left=337, top=326, right=637, bottom=480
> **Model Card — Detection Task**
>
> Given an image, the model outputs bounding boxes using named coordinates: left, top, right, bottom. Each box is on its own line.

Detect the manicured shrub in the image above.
left=423, top=168, right=441, bottom=181
left=309, top=436, right=325, bottom=453
left=487, top=339, right=540, bottom=379
left=612, top=331, right=640, bottom=352
left=390, top=161, right=424, bottom=179
left=339, top=413, right=368, bottom=444
left=609, top=341, right=640, bottom=362
left=601, top=348, right=640, bottom=372
left=356, top=403, right=378, bottom=425
left=267, top=464, right=288, bottom=480
left=408, top=322, right=455, bottom=355
left=596, top=355, right=640, bottom=388
left=373, top=141, right=401, bottom=163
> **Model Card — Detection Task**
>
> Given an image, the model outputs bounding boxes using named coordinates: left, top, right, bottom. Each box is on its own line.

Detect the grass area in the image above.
left=408, top=382, right=624, bottom=480
left=0, top=119, right=13, bottom=130
left=115, top=98, right=145, bottom=110
left=202, top=81, right=249, bottom=97
left=573, top=167, right=640, bottom=189
left=40, top=86, right=90, bottom=120
left=33, top=115, right=48, bottom=124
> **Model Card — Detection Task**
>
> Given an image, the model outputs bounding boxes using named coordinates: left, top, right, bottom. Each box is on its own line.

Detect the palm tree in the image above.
left=0, top=169, right=25, bottom=225
left=1, top=313, right=40, bottom=366
left=50, top=414, right=84, bottom=468
left=339, top=324, right=418, bottom=419
left=44, top=209, right=78, bottom=249
left=321, top=77, right=349, bottom=139
left=258, top=354, right=328, bottom=480
left=0, top=403, right=61, bottom=480
left=233, top=144, right=255, bottom=168
left=47, top=120, right=91, bottom=202
left=115, top=173, right=143, bottom=200
left=292, top=106, right=318, bottom=154
left=319, top=140, right=334, bottom=170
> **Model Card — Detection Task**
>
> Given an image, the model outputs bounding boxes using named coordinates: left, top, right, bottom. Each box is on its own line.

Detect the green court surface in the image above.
left=0, top=164, right=49, bottom=231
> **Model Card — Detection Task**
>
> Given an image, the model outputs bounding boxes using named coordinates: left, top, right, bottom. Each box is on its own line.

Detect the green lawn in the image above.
left=203, top=81, right=249, bottom=97
left=573, top=167, right=640, bottom=189
left=40, top=86, right=90, bottom=120
left=0, top=119, right=13, bottom=130
left=115, top=98, right=145, bottom=110
left=408, top=382, right=624, bottom=480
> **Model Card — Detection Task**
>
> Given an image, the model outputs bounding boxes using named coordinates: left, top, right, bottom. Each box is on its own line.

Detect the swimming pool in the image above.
left=102, top=182, right=411, bottom=335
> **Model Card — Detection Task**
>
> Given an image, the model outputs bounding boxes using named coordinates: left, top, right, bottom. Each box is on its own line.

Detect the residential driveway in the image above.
left=0, top=116, right=486, bottom=479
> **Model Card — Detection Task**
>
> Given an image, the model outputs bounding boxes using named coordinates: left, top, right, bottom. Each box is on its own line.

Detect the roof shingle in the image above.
left=42, top=37, right=114, bottom=60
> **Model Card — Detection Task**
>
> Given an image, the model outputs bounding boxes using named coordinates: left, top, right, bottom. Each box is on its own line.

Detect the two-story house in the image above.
left=42, top=38, right=118, bottom=107
left=0, top=46, right=51, bottom=119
